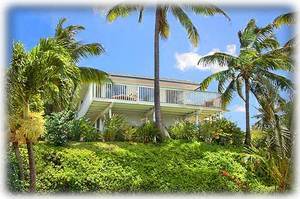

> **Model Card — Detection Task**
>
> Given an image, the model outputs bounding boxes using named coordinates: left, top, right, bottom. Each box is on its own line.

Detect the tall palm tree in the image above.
left=44, top=18, right=110, bottom=113
left=198, top=19, right=293, bottom=146
left=105, top=4, right=230, bottom=139
left=8, top=39, right=79, bottom=191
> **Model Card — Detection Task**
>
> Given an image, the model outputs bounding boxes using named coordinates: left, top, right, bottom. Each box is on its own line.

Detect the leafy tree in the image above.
left=45, top=18, right=110, bottom=113
left=105, top=4, right=230, bottom=140
left=7, top=40, right=79, bottom=191
left=198, top=19, right=293, bottom=146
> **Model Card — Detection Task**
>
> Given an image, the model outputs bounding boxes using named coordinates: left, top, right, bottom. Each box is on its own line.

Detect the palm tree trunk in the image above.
left=26, top=139, right=36, bottom=192
left=244, top=78, right=251, bottom=146
left=23, top=102, right=36, bottom=192
left=12, top=141, right=25, bottom=182
left=274, top=115, right=284, bottom=157
left=154, top=7, right=170, bottom=140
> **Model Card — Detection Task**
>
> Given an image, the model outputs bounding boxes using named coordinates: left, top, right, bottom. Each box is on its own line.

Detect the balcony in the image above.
left=78, top=83, right=222, bottom=118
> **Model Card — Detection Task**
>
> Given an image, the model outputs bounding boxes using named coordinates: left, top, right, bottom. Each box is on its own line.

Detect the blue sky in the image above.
left=8, top=6, right=293, bottom=130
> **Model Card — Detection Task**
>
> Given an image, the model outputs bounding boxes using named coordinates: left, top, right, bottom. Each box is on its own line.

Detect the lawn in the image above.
left=11, top=140, right=275, bottom=193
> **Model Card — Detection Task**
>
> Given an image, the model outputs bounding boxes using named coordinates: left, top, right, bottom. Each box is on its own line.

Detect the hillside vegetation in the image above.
left=9, top=140, right=275, bottom=192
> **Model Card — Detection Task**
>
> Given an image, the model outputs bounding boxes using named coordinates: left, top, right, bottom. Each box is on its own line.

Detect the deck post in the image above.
left=195, top=112, right=199, bottom=126
left=109, top=108, right=112, bottom=119
left=153, top=111, right=155, bottom=122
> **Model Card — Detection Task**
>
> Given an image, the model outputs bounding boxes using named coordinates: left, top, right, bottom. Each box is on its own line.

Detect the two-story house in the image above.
left=77, top=73, right=224, bottom=131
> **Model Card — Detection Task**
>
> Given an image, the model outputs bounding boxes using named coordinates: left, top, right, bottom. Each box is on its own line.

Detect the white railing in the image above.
left=91, top=83, right=221, bottom=108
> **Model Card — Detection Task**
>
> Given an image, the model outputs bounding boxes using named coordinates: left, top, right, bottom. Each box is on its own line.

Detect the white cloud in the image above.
left=175, top=44, right=236, bottom=74
left=226, top=44, right=237, bottom=55
left=233, top=105, right=245, bottom=113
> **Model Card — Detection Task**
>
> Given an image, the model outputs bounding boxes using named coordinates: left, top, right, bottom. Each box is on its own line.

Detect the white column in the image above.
left=109, top=108, right=112, bottom=118
left=100, top=118, right=103, bottom=131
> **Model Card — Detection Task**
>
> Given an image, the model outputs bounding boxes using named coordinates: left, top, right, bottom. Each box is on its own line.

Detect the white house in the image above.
left=77, top=73, right=224, bottom=131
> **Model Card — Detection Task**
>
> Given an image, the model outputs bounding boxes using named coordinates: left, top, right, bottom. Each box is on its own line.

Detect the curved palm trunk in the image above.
left=23, top=102, right=36, bottom=192
left=12, top=141, right=25, bottom=182
left=244, top=78, right=251, bottom=146
left=274, top=114, right=284, bottom=157
left=154, top=8, right=170, bottom=140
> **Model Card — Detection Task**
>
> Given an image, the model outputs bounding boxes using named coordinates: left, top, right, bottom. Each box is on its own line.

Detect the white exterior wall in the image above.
left=95, top=112, right=184, bottom=128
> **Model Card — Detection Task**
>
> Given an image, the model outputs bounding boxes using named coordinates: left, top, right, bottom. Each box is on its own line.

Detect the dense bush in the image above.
left=44, top=111, right=74, bottom=146
left=69, top=117, right=99, bottom=142
left=45, top=111, right=98, bottom=145
left=102, top=115, right=160, bottom=143
left=251, top=129, right=269, bottom=148
left=135, top=120, right=160, bottom=143
left=169, top=120, right=199, bottom=141
left=199, top=119, right=244, bottom=146
left=103, top=115, right=129, bottom=141
left=7, top=149, right=26, bottom=192
left=9, top=141, right=275, bottom=192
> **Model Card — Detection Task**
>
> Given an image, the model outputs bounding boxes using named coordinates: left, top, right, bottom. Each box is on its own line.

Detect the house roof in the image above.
left=109, top=72, right=201, bottom=86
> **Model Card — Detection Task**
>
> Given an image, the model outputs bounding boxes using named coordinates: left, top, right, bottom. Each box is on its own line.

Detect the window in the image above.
left=166, top=90, right=183, bottom=104
left=139, top=87, right=154, bottom=102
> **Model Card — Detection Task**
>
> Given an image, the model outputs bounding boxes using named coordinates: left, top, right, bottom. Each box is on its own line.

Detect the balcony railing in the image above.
left=91, top=83, right=221, bottom=108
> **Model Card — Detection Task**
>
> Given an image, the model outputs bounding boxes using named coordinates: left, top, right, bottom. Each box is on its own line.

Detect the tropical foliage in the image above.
left=8, top=141, right=278, bottom=192
left=7, top=18, right=109, bottom=192
left=198, top=19, right=293, bottom=146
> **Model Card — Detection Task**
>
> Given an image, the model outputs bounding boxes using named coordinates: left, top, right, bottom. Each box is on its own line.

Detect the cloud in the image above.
left=233, top=105, right=245, bottom=112
left=175, top=44, right=236, bottom=73
left=226, top=44, right=237, bottom=55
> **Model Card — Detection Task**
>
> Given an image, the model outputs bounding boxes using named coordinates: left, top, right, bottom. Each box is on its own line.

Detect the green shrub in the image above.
left=69, top=117, right=99, bottom=142
left=45, top=111, right=99, bottom=145
left=169, top=120, right=199, bottom=141
left=22, top=141, right=275, bottom=192
left=199, top=118, right=244, bottom=146
left=251, top=129, right=268, bottom=148
left=7, top=149, right=26, bottom=192
left=136, top=121, right=160, bottom=143
left=44, top=111, right=74, bottom=146
left=103, top=114, right=129, bottom=141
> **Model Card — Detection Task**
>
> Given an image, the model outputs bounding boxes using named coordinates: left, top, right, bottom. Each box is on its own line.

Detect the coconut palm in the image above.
left=7, top=39, right=79, bottom=191
left=198, top=19, right=293, bottom=146
left=105, top=4, right=230, bottom=139
left=44, top=18, right=110, bottom=113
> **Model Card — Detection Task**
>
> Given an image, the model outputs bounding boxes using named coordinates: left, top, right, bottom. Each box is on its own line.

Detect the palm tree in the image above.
left=198, top=19, right=293, bottom=146
left=105, top=4, right=230, bottom=139
left=44, top=18, right=110, bottom=113
left=8, top=39, right=79, bottom=192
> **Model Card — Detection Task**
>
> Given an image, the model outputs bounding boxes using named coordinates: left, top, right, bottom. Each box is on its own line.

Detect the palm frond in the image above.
left=273, top=12, right=295, bottom=28
left=79, top=67, right=110, bottom=84
left=106, top=4, right=139, bottom=22
left=198, top=52, right=237, bottom=67
left=236, top=76, right=245, bottom=102
left=138, top=7, right=144, bottom=22
left=158, top=7, right=170, bottom=39
left=262, top=70, right=293, bottom=91
left=72, top=43, right=105, bottom=61
left=171, top=6, right=199, bottom=47
left=190, top=5, right=230, bottom=21
left=198, top=69, right=231, bottom=91
left=221, top=80, right=236, bottom=108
